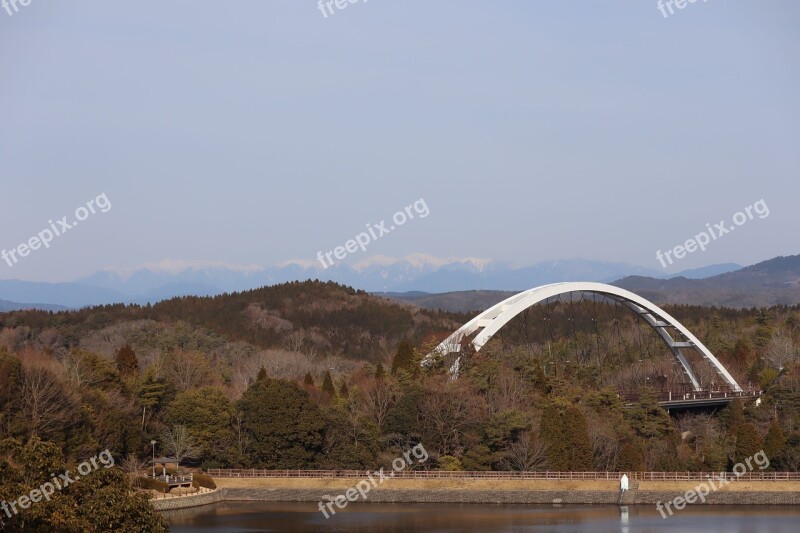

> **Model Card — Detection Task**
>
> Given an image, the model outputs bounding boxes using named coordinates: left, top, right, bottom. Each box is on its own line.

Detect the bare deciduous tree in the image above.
left=418, top=378, right=485, bottom=456
left=161, top=425, right=202, bottom=466
left=120, top=453, right=149, bottom=487
left=503, top=429, right=547, bottom=471
left=487, top=366, right=528, bottom=414
left=357, top=378, right=400, bottom=430
left=764, top=331, right=797, bottom=372
left=15, top=363, right=75, bottom=437
left=679, top=412, right=721, bottom=458
left=586, top=416, right=622, bottom=471
left=283, top=331, right=305, bottom=353
left=61, top=350, right=112, bottom=389
left=165, top=350, right=213, bottom=392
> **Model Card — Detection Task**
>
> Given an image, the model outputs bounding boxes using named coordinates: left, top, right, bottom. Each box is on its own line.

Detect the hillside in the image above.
left=382, top=290, right=517, bottom=313
left=1, top=276, right=799, bottom=489
left=615, top=255, right=800, bottom=307
left=0, top=280, right=464, bottom=364
left=388, top=255, right=800, bottom=312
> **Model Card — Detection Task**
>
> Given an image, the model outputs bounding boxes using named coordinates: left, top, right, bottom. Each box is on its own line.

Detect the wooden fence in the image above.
left=206, top=469, right=800, bottom=482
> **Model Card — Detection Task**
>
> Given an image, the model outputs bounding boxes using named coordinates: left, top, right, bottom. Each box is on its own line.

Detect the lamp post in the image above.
left=151, top=440, right=157, bottom=478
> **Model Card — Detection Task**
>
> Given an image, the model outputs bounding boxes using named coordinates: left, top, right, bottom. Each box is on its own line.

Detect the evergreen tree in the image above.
left=625, top=388, right=674, bottom=441
left=0, top=349, right=22, bottom=419
left=237, top=378, right=325, bottom=468
left=322, top=370, right=336, bottom=397
left=137, top=367, right=167, bottom=431
left=764, top=421, right=786, bottom=466
left=384, top=386, right=422, bottom=437
left=167, top=387, right=236, bottom=468
left=733, top=421, right=763, bottom=465
left=540, top=403, right=594, bottom=471
left=563, top=406, right=593, bottom=470
left=303, top=372, right=315, bottom=387
left=256, top=367, right=268, bottom=382
left=540, top=403, right=569, bottom=470
left=318, top=403, right=380, bottom=468
left=391, top=340, right=416, bottom=375
left=339, top=381, right=350, bottom=398
left=0, top=437, right=167, bottom=531
left=375, top=363, right=387, bottom=380
left=722, top=399, right=746, bottom=430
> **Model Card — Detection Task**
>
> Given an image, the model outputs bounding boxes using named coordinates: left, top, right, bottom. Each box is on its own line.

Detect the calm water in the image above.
left=164, top=502, right=800, bottom=532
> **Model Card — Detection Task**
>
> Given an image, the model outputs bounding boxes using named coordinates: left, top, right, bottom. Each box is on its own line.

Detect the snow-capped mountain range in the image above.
left=0, top=254, right=743, bottom=310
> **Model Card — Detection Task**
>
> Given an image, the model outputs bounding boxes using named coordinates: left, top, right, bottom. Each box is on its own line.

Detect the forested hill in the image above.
left=2, top=276, right=800, bottom=493
left=0, top=280, right=465, bottom=364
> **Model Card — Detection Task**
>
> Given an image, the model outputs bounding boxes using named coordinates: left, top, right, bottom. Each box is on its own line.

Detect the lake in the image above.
left=164, top=501, right=800, bottom=532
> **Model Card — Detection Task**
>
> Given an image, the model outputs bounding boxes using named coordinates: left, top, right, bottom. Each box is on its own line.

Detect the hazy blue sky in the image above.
left=1, top=1, right=798, bottom=282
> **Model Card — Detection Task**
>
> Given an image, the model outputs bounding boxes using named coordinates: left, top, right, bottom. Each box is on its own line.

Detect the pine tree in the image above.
left=256, top=367, right=268, bottom=382
left=322, top=370, right=336, bottom=397
left=563, top=406, right=593, bottom=470
left=339, top=381, right=349, bottom=398
left=763, top=421, right=785, bottom=467
left=384, top=386, right=422, bottom=436
left=722, top=399, right=746, bottom=431
left=375, top=363, right=386, bottom=380
left=540, top=402, right=595, bottom=471
left=391, top=341, right=415, bottom=375
left=304, top=372, right=315, bottom=387
left=138, top=367, right=167, bottom=431
left=625, top=388, right=674, bottom=441
left=734, top=422, right=763, bottom=464
left=237, top=378, right=325, bottom=468
left=540, top=403, right=568, bottom=470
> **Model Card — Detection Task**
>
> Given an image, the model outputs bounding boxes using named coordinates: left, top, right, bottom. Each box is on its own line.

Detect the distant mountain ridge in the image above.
left=0, top=254, right=747, bottom=310
left=386, top=255, right=800, bottom=312
left=0, top=298, right=68, bottom=312
left=614, top=255, right=800, bottom=308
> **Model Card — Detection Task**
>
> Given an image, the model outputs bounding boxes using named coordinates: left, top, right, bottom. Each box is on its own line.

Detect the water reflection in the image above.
left=619, top=505, right=629, bottom=533
left=165, top=501, right=800, bottom=532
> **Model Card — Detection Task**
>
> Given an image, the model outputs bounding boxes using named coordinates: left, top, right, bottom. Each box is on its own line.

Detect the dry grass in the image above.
left=639, top=480, right=800, bottom=492
left=213, top=477, right=800, bottom=493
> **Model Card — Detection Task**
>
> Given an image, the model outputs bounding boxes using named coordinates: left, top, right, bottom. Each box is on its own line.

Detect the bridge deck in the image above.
left=621, top=389, right=761, bottom=410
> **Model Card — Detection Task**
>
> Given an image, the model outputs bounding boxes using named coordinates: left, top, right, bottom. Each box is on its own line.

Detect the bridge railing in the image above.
left=619, top=388, right=761, bottom=403
left=205, top=469, right=799, bottom=481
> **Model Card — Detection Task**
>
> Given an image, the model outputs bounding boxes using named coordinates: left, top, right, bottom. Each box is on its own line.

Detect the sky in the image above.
left=1, top=0, right=798, bottom=282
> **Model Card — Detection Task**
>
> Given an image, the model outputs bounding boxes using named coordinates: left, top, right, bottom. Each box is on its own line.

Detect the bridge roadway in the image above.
left=621, top=388, right=762, bottom=411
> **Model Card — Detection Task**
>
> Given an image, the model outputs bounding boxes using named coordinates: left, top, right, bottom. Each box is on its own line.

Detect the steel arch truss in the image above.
left=422, top=282, right=742, bottom=392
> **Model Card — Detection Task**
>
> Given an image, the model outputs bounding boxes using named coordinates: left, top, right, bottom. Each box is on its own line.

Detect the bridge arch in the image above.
left=423, top=282, right=742, bottom=392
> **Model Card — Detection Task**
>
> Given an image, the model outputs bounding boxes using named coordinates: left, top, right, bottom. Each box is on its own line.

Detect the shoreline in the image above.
left=153, top=477, right=800, bottom=511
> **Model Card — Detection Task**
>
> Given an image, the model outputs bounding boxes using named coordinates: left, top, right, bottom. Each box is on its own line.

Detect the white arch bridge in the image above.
left=422, top=282, right=761, bottom=408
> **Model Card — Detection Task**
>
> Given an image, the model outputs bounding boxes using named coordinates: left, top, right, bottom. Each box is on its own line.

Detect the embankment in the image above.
left=151, top=489, right=224, bottom=511
left=208, top=477, right=800, bottom=506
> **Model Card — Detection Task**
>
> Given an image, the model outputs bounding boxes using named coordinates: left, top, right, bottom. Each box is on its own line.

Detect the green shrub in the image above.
left=438, top=455, right=463, bottom=471
left=192, top=473, right=216, bottom=490
left=138, top=477, right=170, bottom=492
